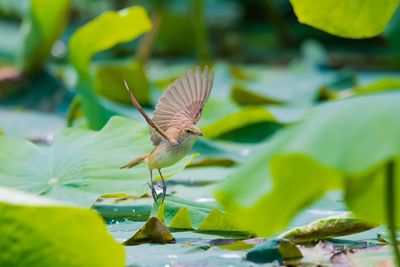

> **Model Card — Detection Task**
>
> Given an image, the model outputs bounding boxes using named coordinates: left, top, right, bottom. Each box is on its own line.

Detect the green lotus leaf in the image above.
left=0, top=116, right=193, bottom=206
left=216, top=92, right=400, bottom=236
left=151, top=195, right=246, bottom=232
left=290, top=0, right=399, bottom=38
left=0, top=186, right=125, bottom=267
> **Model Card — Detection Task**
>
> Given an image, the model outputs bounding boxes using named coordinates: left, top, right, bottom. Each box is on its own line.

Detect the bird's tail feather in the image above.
left=120, top=153, right=148, bottom=169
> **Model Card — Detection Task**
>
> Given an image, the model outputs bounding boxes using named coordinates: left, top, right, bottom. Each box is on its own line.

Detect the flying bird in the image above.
left=122, top=66, right=214, bottom=203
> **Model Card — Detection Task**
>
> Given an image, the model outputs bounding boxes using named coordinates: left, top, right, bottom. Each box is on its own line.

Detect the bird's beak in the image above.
left=194, top=131, right=204, bottom=137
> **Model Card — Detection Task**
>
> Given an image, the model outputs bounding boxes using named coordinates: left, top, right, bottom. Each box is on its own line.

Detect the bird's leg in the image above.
left=148, top=169, right=157, bottom=203
left=158, top=169, right=167, bottom=203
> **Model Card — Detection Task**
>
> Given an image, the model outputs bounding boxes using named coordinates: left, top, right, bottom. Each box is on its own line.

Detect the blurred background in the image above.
left=0, top=0, right=399, bottom=141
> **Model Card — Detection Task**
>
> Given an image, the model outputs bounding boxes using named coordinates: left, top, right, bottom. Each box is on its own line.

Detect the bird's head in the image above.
left=179, top=124, right=203, bottom=142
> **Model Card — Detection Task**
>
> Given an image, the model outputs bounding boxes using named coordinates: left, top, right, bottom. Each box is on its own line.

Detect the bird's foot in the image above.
left=148, top=182, right=158, bottom=203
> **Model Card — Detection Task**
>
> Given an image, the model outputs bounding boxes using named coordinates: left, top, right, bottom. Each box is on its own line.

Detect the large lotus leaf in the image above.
left=290, top=0, right=399, bottom=38
left=216, top=92, right=400, bottom=237
left=0, top=186, right=125, bottom=267
left=0, top=116, right=193, bottom=206
left=18, top=0, right=70, bottom=72
left=151, top=195, right=246, bottom=232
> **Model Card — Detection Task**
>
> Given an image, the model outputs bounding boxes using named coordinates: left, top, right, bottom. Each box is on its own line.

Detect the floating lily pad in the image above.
left=0, top=116, right=193, bottom=206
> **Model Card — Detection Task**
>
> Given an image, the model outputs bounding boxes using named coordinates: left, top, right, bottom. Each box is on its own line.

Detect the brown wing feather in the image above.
left=150, top=66, right=214, bottom=145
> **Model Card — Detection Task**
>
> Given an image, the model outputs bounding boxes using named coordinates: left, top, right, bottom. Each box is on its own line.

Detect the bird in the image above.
left=121, top=66, right=214, bottom=203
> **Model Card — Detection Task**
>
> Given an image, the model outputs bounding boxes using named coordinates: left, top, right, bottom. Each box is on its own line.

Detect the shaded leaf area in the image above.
left=151, top=195, right=246, bottom=232
left=0, top=186, right=125, bottom=267
left=216, top=91, right=400, bottom=237
left=0, top=116, right=193, bottom=206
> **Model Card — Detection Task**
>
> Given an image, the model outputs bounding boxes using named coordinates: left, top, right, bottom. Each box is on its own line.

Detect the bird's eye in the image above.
left=186, top=129, right=191, bottom=133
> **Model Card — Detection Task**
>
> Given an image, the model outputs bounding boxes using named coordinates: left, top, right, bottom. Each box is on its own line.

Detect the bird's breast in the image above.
left=147, top=138, right=196, bottom=170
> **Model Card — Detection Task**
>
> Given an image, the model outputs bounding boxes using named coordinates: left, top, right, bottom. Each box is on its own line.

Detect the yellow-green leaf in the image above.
left=0, top=187, right=125, bottom=267
left=290, top=0, right=399, bottom=38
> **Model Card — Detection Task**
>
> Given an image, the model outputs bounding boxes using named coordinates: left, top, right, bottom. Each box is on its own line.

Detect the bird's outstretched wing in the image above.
left=124, top=80, right=178, bottom=145
left=150, top=66, right=214, bottom=145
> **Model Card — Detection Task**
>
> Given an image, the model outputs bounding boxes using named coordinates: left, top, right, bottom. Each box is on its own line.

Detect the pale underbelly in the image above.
left=146, top=140, right=194, bottom=170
